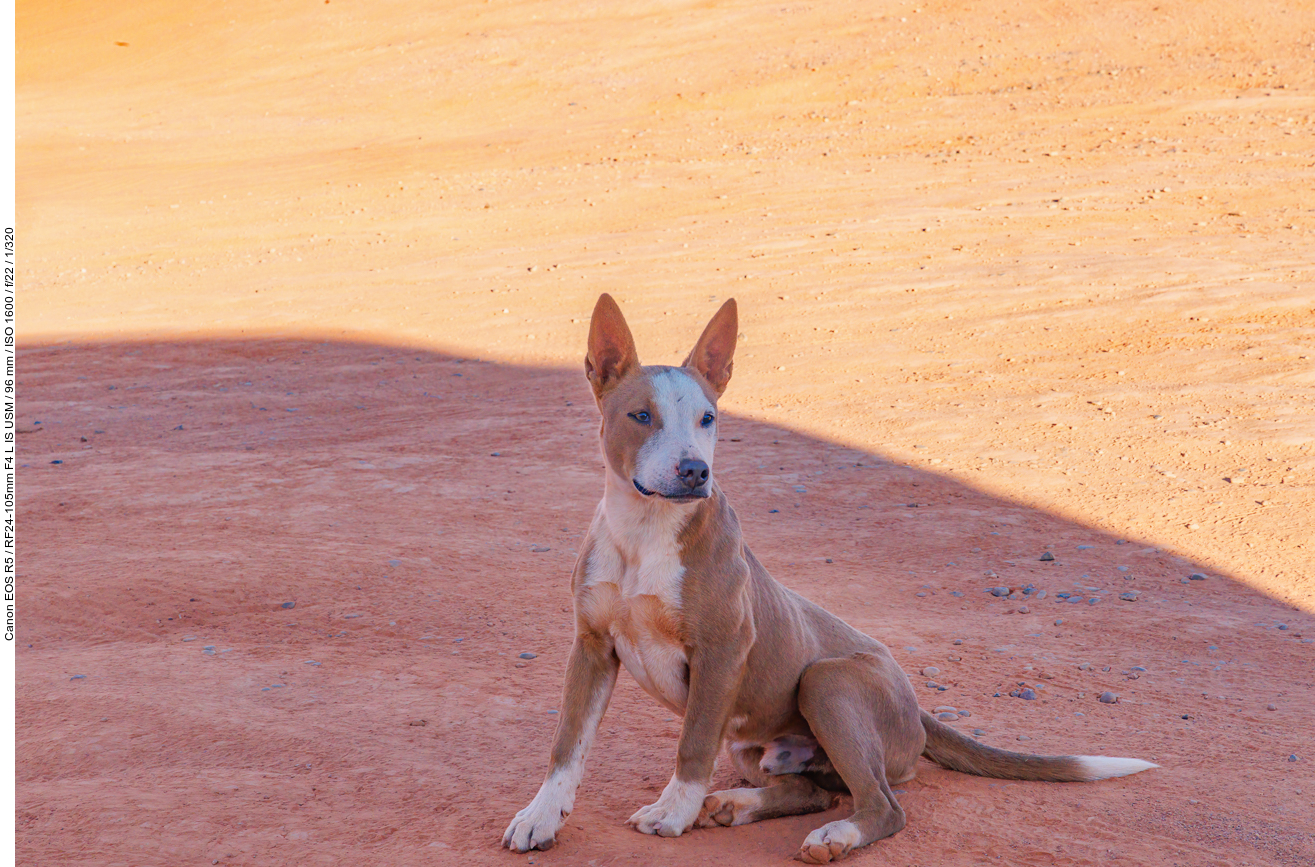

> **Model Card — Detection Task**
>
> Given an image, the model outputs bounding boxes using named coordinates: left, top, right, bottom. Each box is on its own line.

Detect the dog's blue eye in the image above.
left=701, top=412, right=715, bottom=427
left=629, top=411, right=651, bottom=425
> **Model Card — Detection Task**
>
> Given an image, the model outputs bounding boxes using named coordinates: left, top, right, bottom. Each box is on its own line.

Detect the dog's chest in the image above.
left=579, top=502, right=691, bottom=714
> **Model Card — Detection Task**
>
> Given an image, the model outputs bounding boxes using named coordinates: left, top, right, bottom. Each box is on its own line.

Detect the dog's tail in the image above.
left=919, top=710, right=1157, bottom=782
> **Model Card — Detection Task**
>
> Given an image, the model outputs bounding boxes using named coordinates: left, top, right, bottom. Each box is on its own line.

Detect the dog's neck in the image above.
left=598, top=469, right=709, bottom=567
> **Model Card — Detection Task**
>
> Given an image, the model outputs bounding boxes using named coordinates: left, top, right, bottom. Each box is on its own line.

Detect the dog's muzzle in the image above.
left=633, top=469, right=711, bottom=501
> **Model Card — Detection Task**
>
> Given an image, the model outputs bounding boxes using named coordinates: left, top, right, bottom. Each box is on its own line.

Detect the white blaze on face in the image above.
left=633, top=369, right=717, bottom=496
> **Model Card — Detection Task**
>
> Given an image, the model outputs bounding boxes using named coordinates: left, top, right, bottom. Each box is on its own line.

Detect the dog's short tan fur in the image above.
left=502, top=295, right=1156, bottom=862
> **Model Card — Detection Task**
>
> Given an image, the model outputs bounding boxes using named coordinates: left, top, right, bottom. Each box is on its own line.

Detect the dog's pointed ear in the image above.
left=682, top=298, right=737, bottom=395
left=585, top=293, right=639, bottom=397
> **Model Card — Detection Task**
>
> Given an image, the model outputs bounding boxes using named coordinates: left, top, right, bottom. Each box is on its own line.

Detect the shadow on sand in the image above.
left=17, top=338, right=1314, bottom=866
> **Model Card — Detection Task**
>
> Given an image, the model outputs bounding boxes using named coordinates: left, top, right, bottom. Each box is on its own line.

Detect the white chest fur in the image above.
left=580, top=478, right=693, bottom=714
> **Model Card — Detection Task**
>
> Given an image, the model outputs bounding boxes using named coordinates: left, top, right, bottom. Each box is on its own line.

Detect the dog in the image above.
left=502, top=294, right=1156, bottom=862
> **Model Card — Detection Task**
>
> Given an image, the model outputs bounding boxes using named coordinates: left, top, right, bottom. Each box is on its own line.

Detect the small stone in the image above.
left=280, top=601, right=295, bottom=610
left=530, top=545, right=550, bottom=553
left=408, top=719, right=427, bottom=726
left=1130, top=666, right=1147, bottom=672
left=1189, top=573, right=1207, bottom=581
left=1054, top=619, right=1064, bottom=626
left=1016, top=688, right=1037, bottom=700
left=936, top=712, right=958, bottom=721
left=933, top=705, right=957, bottom=714
left=518, top=652, right=538, bottom=660
left=1267, top=703, right=1277, bottom=711
left=972, top=728, right=985, bottom=736
left=950, top=590, right=964, bottom=597
left=925, top=681, right=940, bottom=689
left=1039, top=552, right=1055, bottom=561
left=1018, top=605, right=1031, bottom=614
left=1289, top=754, right=1300, bottom=762
left=70, top=675, right=87, bottom=680
left=1077, top=545, right=1094, bottom=550
left=921, top=666, right=941, bottom=677
left=1119, top=591, right=1140, bottom=602
left=1068, top=596, right=1084, bottom=604
left=990, top=587, right=1009, bottom=597
left=1098, top=691, right=1119, bottom=704
left=1087, top=597, right=1100, bottom=605
left=915, top=592, right=927, bottom=598
left=952, top=639, right=964, bottom=645
left=825, top=558, right=833, bottom=564
left=1078, top=662, right=1092, bottom=670
left=1034, top=590, right=1047, bottom=600
left=1017, top=735, right=1031, bottom=742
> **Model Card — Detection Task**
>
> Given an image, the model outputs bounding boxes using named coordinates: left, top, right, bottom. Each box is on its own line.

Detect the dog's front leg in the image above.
left=503, top=631, right=619, bottom=852
left=627, top=626, right=751, bottom=838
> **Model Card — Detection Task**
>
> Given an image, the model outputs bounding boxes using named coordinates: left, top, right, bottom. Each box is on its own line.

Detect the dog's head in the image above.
left=584, top=293, right=737, bottom=502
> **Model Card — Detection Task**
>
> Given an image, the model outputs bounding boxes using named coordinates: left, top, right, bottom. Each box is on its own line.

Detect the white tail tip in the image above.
left=1077, top=756, right=1159, bottom=780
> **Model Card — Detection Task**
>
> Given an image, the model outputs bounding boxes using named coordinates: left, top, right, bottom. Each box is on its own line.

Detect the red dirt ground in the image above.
left=17, top=1, right=1315, bottom=865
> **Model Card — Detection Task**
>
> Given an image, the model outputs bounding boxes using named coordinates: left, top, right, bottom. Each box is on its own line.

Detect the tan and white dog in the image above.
left=502, top=294, right=1156, bottom=862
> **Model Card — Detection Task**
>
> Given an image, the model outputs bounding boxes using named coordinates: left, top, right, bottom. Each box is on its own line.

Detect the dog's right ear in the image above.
left=585, top=293, right=639, bottom=398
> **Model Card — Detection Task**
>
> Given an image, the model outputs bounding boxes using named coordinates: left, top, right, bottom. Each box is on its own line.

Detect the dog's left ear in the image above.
left=682, top=298, right=737, bottom=395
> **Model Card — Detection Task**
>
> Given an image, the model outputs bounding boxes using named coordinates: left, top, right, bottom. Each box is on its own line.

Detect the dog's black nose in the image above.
left=677, top=458, right=710, bottom=489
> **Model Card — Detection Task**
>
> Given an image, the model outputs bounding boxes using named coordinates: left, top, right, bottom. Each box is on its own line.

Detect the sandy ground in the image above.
left=16, top=0, right=1315, bottom=864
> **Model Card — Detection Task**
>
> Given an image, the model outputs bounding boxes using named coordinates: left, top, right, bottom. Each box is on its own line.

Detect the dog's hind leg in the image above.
left=696, top=774, right=836, bottom=828
left=793, top=653, right=922, bottom=863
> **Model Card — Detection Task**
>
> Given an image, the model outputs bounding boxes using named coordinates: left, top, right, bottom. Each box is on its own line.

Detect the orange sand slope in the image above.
left=18, top=1, right=1315, bottom=865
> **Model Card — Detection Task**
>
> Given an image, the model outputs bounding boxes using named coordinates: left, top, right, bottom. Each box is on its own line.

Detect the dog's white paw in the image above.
left=627, top=778, right=706, bottom=838
left=797, top=819, right=863, bottom=863
left=502, top=794, right=568, bottom=853
left=696, top=787, right=764, bottom=827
